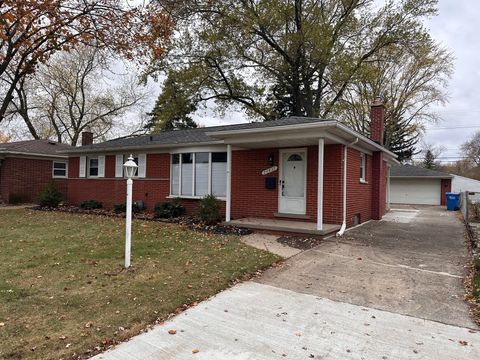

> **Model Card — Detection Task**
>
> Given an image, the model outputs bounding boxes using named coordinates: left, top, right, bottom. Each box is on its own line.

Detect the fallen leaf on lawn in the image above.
left=0, top=322, right=4, bottom=327
left=168, top=329, right=177, bottom=335
left=115, top=310, right=120, bottom=314
left=58, top=315, right=66, bottom=321
left=192, top=349, right=199, bottom=354
left=85, top=321, right=93, bottom=328
left=66, top=343, right=71, bottom=348
left=187, top=284, right=193, bottom=289
left=59, top=335, right=67, bottom=340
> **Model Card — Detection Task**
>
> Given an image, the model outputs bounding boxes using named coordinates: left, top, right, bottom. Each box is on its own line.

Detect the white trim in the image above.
left=0, top=151, right=68, bottom=159
left=167, top=195, right=226, bottom=201
left=360, top=152, right=366, bottom=182
left=137, top=153, right=147, bottom=178
left=226, top=144, right=232, bottom=222
left=98, top=155, right=105, bottom=178
left=170, top=145, right=227, bottom=154
left=87, top=156, right=99, bottom=178
left=115, top=154, right=123, bottom=177
left=208, top=152, right=212, bottom=196
left=278, top=148, right=308, bottom=215
left=317, top=138, right=324, bottom=231
left=79, top=156, right=86, bottom=178
left=52, top=160, right=68, bottom=178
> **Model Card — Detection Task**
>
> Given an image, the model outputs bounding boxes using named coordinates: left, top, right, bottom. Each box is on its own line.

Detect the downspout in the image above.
left=336, top=138, right=359, bottom=237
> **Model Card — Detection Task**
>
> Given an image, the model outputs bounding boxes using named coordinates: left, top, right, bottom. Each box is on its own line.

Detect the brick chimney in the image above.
left=370, top=97, right=385, bottom=145
left=370, top=97, right=386, bottom=220
left=81, top=131, right=93, bottom=146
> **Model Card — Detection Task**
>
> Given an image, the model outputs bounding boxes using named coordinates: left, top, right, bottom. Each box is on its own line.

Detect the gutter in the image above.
left=336, top=138, right=359, bottom=237
left=62, top=140, right=225, bottom=154
left=0, top=151, right=68, bottom=159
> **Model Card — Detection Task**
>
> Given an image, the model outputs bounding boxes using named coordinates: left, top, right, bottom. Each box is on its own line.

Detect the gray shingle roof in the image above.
left=0, top=139, right=71, bottom=156
left=69, top=117, right=332, bottom=152
left=390, top=164, right=452, bottom=178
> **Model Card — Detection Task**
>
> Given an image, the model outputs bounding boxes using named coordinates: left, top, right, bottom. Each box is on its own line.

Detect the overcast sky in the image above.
left=421, top=0, right=480, bottom=162
left=185, top=1, right=479, bottom=163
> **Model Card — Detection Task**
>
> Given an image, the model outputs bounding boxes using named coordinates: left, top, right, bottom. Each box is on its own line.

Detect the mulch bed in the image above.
left=276, top=235, right=322, bottom=250
left=32, top=205, right=251, bottom=236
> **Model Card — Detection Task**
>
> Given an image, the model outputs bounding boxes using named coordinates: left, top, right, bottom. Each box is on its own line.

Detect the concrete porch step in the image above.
left=224, top=217, right=341, bottom=237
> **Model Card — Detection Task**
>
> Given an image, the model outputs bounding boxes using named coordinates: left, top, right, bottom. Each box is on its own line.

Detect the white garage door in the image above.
left=391, top=178, right=441, bottom=205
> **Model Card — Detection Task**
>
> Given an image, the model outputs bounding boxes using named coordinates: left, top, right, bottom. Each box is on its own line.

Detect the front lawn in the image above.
left=0, top=209, right=279, bottom=359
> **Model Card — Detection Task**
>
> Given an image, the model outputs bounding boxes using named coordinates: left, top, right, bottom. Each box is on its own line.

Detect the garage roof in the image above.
left=390, top=164, right=452, bottom=179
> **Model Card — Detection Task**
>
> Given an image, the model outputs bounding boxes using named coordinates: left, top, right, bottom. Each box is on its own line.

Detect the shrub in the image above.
left=114, top=203, right=143, bottom=214
left=80, top=200, right=103, bottom=210
left=197, top=195, right=222, bottom=225
left=37, top=181, right=63, bottom=208
left=154, top=199, right=185, bottom=219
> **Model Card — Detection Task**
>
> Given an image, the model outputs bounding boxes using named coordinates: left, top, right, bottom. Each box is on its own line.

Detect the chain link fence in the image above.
left=461, top=191, right=479, bottom=252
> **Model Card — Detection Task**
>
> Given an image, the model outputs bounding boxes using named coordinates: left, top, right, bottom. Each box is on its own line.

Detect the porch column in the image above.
left=226, top=144, right=232, bottom=222
left=317, top=138, right=324, bottom=231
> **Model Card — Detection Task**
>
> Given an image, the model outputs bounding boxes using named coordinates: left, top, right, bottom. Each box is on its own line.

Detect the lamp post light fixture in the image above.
left=123, top=154, right=138, bottom=268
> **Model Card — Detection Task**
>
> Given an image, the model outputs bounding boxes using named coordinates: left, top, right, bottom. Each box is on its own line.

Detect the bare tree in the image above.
left=461, top=131, right=480, bottom=167
left=9, top=46, right=149, bottom=145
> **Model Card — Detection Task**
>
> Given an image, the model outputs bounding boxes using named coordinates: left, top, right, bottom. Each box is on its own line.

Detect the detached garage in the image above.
left=390, top=165, right=452, bottom=206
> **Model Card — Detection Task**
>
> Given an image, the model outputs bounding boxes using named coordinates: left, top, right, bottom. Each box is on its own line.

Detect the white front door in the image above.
left=279, top=149, right=307, bottom=214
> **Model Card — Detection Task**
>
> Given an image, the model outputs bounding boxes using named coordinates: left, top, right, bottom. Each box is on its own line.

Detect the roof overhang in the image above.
left=391, top=175, right=453, bottom=179
left=63, top=140, right=225, bottom=155
left=206, top=121, right=399, bottom=165
left=0, top=150, right=68, bottom=159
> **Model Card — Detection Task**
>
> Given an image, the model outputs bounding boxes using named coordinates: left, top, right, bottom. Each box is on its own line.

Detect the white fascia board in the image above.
left=63, top=141, right=226, bottom=155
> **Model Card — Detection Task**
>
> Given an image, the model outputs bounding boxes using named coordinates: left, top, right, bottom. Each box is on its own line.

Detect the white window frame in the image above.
left=52, top=160, right=68, bottom=178
left=170, top=151, right=227, bottom=200
left=87, top=156, right=99, bottom=178
left=360, top=152, right=367, bottom=183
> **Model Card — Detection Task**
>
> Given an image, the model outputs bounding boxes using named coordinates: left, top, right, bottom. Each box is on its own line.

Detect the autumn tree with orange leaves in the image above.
left=0, top=0, right=172, bottom=123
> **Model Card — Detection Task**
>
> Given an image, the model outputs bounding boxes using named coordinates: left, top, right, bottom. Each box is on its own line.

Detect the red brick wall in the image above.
left=0, top=157, right=67, bottom=204
left=345, top=148, right=373, bottom=226
left=230, top=145, right=344, bottom=224
left=441, top=178, right=452, bottom=206
left=67, top=154, right=171, bottom=210
left=66, top=146, right=387, bottom=227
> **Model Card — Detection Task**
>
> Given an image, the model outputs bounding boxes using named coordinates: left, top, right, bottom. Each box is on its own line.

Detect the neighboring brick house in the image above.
left=63, top=102, right=398, bottom=236
left=0, top=140, right=71, bottom=204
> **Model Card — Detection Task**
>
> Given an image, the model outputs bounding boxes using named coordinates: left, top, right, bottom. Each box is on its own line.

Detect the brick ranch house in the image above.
left=62, top=102, right=399, bottom=236
left=0, top=140, right=71, bottom=204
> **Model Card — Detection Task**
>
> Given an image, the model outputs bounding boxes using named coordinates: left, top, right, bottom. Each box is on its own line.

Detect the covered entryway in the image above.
left=391, top=178, right=441, bottom=205
left=278, top=149, right=307, bottom=215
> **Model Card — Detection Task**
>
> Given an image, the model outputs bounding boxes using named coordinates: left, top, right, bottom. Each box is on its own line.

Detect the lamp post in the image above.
left=123, top=155, right=138, bottom=269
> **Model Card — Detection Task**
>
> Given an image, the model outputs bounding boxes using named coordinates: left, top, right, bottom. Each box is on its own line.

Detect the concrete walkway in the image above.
left=92, top=282, right=479, bottom=360
left=239, top=233, right=301, bottom=258
left=92, top=206, right=479, bottom=359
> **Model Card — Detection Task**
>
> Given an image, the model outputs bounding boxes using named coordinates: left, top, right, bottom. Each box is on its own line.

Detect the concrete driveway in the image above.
left=259, top=205, right=475, bottom=328
left=93, top=206, right=479, bottom=359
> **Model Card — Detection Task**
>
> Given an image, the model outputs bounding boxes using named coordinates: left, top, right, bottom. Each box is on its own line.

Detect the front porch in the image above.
left=225, top=217, right=341, bottom=236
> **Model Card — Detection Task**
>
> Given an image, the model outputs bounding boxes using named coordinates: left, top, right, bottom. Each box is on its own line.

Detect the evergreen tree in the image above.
left=423, top=149, right=436, bottom=169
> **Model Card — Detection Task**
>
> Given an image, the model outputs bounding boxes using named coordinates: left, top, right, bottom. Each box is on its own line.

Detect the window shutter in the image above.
left=79, top=156, right=86, bottom=178
left=115, top=155, right=123, bottom=177
left=138, top=154, right=147, bottom=178
left=98, top=155, right=105, bottom=177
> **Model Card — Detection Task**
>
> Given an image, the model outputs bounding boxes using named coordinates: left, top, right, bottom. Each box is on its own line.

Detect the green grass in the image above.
left=0, top=209, right=279, bottom=359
